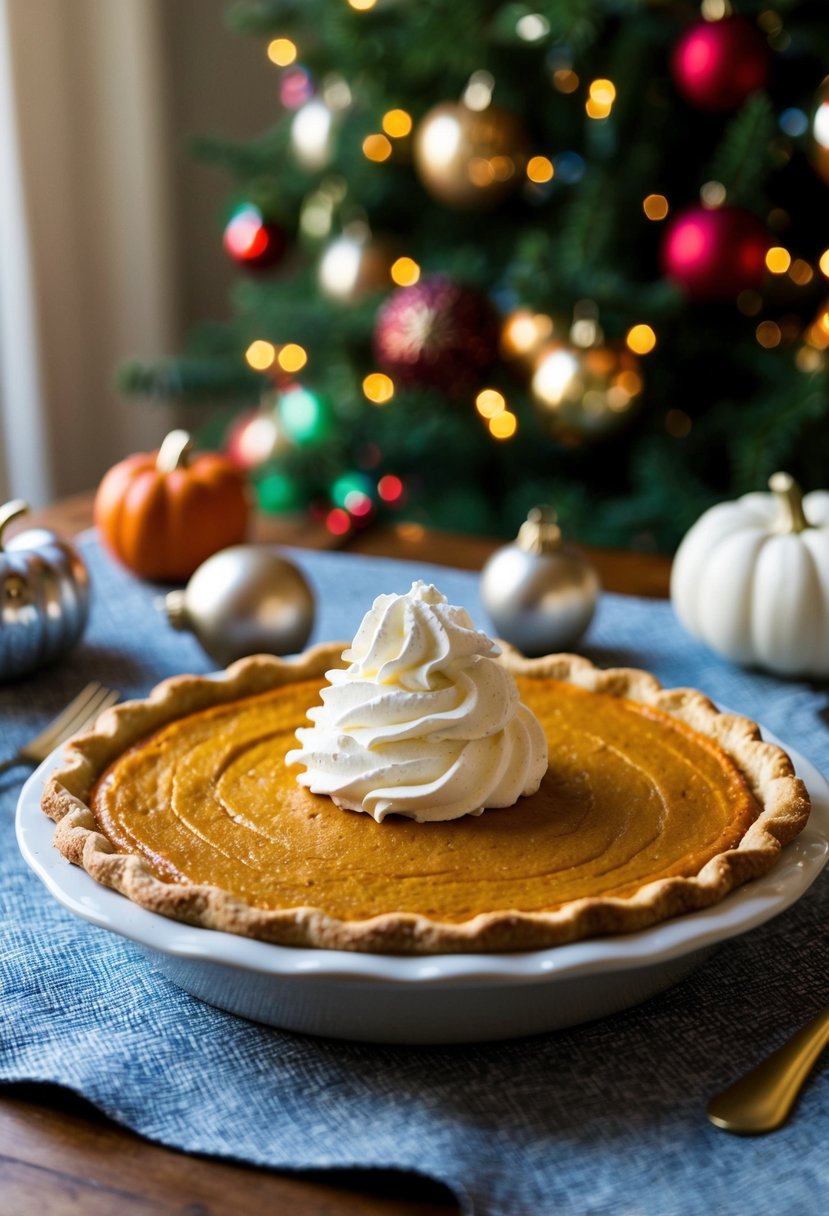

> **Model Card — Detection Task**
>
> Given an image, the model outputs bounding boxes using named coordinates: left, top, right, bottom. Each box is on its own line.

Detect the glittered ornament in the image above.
left=531, top=342, right=643, bottom=445
left=373, top=274, right=499, bottom=393
left=318, top=230, right=393, bottom=302
left=671, top=16, right=770, bottom=113
left=660, top=205, right=769, bottom=301
left=480, top=506, right=599, bottom=656
left=810, top=75, right=829, bottom=187
left=223, top=204, right=286, bottom=272
left=413, top=101, right=529, bottom=211
left=0, top=500, right=90, bottom=681
left=164, top=545, right=315, bottom=667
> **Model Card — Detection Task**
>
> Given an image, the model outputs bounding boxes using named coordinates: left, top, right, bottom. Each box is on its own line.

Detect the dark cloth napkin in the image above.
left=2, top=534, right=827, bottom=1216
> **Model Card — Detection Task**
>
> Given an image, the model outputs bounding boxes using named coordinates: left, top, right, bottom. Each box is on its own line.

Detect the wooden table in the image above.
left=1, top=495, right=672, bottom=1216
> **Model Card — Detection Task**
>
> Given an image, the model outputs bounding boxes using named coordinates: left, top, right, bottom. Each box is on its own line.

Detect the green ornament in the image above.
left=279, top=387, right=332, bottom=446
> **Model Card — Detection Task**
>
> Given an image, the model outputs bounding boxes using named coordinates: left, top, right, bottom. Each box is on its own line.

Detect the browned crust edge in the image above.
left=40, top=643, right=811, bottom=955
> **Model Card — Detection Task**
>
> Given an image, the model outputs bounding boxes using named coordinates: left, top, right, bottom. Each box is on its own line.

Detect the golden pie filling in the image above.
left=90, top=675, right=760, bottom=924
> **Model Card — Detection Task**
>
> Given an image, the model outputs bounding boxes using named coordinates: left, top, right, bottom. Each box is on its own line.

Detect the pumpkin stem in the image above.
left=517, top=505, right=563, bottom=555
left=769, top=472, right=810, bottom=534
left=164, top=590, right=190, bottom=631
left=0, top=499, right=30, bottom=550
left=156, top=430, right=193, bottom=474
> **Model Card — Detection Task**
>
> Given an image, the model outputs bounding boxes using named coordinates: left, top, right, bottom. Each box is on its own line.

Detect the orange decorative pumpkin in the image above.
left=94, top=430, right=250, bottom=582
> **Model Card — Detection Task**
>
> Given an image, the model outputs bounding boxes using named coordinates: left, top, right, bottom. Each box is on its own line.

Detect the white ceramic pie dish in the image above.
left=17, top=728, right=829, bottom=1044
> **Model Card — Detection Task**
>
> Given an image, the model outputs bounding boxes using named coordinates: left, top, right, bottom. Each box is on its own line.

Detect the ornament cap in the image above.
left=164, top=589, right=190, bottom=632
left=517, top=505, right=563, bottom=555
left=769, top=471, right=810, bottom=534
left=156, top=430, right=194, bottom=474
left=0, top=499, right=30, bottom=550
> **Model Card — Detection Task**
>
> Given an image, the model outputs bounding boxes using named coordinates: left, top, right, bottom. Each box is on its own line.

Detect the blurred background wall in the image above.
left=0, top=0, right=272, bottom=506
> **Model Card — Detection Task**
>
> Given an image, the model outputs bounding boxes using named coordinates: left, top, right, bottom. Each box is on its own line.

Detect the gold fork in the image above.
left=0, top=682, right=120, bottom=775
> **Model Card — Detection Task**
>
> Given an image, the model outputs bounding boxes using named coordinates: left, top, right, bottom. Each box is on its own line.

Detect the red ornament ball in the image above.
left=373, top=275, right=498, bottom=394
left=660, top=206, right=769, bottom=301
left=223, top=205, right=286, bottom=271
left=671, top=16, right=770, bottom=113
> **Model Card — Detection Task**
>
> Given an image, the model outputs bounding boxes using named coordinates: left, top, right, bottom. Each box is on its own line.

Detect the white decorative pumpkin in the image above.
left=671, top=472, right=829, bottom=677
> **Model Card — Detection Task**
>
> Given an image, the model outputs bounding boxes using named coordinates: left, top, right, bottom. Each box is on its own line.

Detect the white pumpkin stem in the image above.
left=769, top=472, right=809, bottom=534
left=0, top=499, right=30, bottom=550
left=517, top=505, right=563, bottom=554
left=156, top=430, right=194, bottom=474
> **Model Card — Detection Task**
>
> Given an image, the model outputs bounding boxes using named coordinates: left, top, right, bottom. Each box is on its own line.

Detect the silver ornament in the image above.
left=164, top=545, right=314, bottom=667
left=0, top=499, right=91, bottom=681
left=480, top=506, right=599, bottom=656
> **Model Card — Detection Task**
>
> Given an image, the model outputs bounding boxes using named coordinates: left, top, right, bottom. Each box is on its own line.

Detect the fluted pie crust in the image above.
left=41, top=645, right=810, bottom=955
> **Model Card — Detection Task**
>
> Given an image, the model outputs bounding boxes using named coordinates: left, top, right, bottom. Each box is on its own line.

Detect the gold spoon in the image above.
left=707, top=1005, right=829, bottom=1134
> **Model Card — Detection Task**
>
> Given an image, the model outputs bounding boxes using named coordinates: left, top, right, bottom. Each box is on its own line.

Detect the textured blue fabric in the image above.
left=2, top=535, right=827, bottom=1216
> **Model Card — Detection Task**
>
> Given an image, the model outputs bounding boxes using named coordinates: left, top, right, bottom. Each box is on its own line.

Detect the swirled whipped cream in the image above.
left=286, top=581, right=548, bottom=822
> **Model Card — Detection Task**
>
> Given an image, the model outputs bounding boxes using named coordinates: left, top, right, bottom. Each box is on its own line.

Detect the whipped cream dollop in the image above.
left=286, top=581, right=548, bottom=822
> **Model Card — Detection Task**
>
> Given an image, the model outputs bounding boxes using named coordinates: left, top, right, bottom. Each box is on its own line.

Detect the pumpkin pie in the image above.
left=41, top=644, right=809, bottom=954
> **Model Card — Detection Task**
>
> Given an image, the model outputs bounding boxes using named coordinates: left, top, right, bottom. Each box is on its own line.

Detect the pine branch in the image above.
left=118, top=359, right=262, bottom=403
left=705, top=92, right=777, bottom=210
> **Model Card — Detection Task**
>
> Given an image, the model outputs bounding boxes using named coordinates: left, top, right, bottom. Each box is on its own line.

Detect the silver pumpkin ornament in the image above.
left=0, top=499, right=91, bottom=681
left=480, top=506, right=600, bottom=656
left=164, top=545, right=315, bottom=667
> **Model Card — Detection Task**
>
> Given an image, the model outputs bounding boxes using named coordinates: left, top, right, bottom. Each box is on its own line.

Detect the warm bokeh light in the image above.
left=377, top=474, right=405, bottom=503
left=820, top=250, right=829, bottom=278
left=501, top=310, right=554, bottom=358
left=382, top=108, right=413, bottom=138
left=277, top=343, right=308, bottom=373
left=390, top=256, right=421, bottom=286
left=552, top=68, right=579, bottom=93
left=626, top=324, right=657, bottom=355
left=756, top=320, right=782, bottom=348
left=589, top=79, right=616, bottom=106
left=765, top=246, right=792, bottom=274
left=363, top=133, right=393, bottom=162
left=345, top=490, right=373, bottom=518
left=475, top=388, right=506, bottom=418
left=789, top=259, right=814, bottom=285
left=643, top=193, right=669, bottom=221
left=527, top=155, right=554, bottom=183
left=267, top=38, right=297, bottom=67
left=245, top=340, right=276, bottom=370
left=489, top=411, right=518, bottom=439
left=585, top=97, right=612, bottom=119
left=363, top=372, right=395, bottom=403
left=700, top=180, right=727, bottom=208
left=348, top=0, right=377, bottom=9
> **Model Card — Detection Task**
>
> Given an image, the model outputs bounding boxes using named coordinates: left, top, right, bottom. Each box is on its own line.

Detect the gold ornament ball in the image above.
left=164, top=545, right=315, bottom=667
left=480, top=506, right=600, bottom=656
left=317, top=232, right=394, bottom=302
left=413, top=101, right=529, bottom=211
left=531, top=342, right=644, bottom=445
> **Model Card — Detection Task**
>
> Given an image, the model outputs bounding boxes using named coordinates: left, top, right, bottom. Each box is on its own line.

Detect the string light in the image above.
left=245, top=340, right=276, bottom=371
left=589, top=79, right=617, bottom=106
left=363, top=133, right=392, bottom=162
left=363, top=372, right=395, bottom=403
left=626, top=325, right=657, bottom=355
left=700, top=180, right=727, bottom=208
left=527, top=156, right=554, bottom=183
left=765, top=247, right=792, bottom=274
left=516, top=13, right=550, bottom=41
left=348, top=0, right=377, bottom=10
left=377, top=474, right=404, bottom=503
left=819, top=250, right=829, bottom=278
left=390, top=256, right=420, bottom=286
left=489, top=411, right=518, bottom=439
left=326, top=507, right=351, bottom=536
left=463, top=70, right=494, bottom=112
left=267, top=38, right=297, bottom=67
left=552, top=69, right=579, bottom=93
left=643, top=194, right=669, bottom=221
left=277, top=343, right=308, bottom=373
left=475, top=388, right=506, bottom=419
left=756, top=320, right=782, bottom=348
left=789, top=259, right=814, bottom=285
left=382, top=109, right=413, bottom=138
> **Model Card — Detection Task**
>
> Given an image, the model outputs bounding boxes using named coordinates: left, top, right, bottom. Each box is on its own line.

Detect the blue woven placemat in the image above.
left=2, top=535, right=827, bottom=1216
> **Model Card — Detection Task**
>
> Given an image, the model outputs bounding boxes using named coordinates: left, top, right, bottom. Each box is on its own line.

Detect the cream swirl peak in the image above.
left=286, top=581, right=548, bottom=822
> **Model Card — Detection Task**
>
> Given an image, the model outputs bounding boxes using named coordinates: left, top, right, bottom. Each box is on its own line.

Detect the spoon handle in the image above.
left=707, top=1006, right=829, bottom=1134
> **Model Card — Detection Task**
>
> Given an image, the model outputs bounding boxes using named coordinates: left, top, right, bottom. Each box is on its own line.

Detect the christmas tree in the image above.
left=120, top=0, right=829, bottom=552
